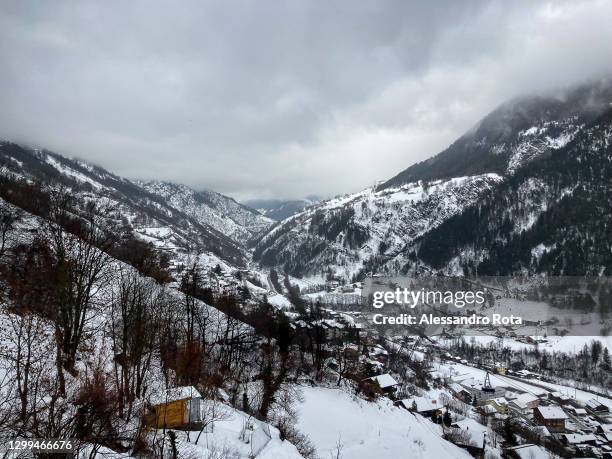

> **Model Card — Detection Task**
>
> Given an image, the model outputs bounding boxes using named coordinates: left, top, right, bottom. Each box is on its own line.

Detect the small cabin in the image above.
left=145, top=386, right=203, bottom=430
left=360, top=374, right=399, bottom=397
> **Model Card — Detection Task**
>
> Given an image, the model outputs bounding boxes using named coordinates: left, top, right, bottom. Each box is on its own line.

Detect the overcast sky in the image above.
left=1, top=1, right=612, bottom=200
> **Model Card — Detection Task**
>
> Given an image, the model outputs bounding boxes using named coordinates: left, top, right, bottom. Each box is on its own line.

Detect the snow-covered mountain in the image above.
left=0, top=143, right=271, bottom=268
left=140, top=180, right=273, bottom=244
left=254, top=78, right=612, bottom=280
left=3, top=78, right=612, bottom=282
left=254, top=173, right=502, bottom=280
left=382, top=78, right=612, bottom=188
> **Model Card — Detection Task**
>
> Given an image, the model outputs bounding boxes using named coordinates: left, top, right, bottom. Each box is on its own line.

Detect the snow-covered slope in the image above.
left=382, top=78, right=612, bottom=188
left=297, top=386, right=471, bottom=459
left=0, top=142, right=250, bottom=267
left=164, top=403, right=304, bottom=459
left=140, top=180, right=273, bottom=245
left=254, top=173, right=502, bottom=280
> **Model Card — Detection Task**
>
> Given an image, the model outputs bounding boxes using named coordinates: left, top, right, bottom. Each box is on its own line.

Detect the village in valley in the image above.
left=155, top=254, right=612, bottom=459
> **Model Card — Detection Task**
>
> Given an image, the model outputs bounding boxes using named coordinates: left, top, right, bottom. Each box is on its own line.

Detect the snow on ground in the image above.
left=44, top=155, right=109, bottom=191
left=197, top=252, right=235, bottom=272
left=505, top=443, right=550, bottom=459
left=169, top=402, right=302, bottom=459
left=449, top=418, right=488, bottom=445
left=436, top=360, right=612, bottom=409
left=296, top=386, right=471, bottom=459
left=437, top=335, right=612, bottom=354
left=245, top=280, right=268, bottom=294
left=76, top=403, right=303, bottom=459
left=267, top=293, right=293, bottom=310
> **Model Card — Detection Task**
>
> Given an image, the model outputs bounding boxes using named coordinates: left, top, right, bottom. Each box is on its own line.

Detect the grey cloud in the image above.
left=1, top=0, right=611, bottom=200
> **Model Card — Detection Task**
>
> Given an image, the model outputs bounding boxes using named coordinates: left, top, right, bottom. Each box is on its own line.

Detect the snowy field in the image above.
left=296, top=386, right=471, bottom=459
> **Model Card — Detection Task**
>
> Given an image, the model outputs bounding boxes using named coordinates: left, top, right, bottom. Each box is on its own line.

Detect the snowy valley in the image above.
left=0, top=79, right=611, bottom=459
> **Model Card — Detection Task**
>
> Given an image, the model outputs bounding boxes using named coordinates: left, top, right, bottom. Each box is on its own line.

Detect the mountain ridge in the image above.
left=253, top=79, right=612, bottom=280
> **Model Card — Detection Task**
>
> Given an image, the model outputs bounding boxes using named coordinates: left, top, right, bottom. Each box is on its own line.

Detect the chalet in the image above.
left=564, top=405, right=587, bottom=417
left=509, top=393, right=540, bottom=414
left=597, top=424, right=612, bottom=435
left=360, top=373, right=398, bottom=397
left=449, top=383, right=473, bottom=403
left=526, top=336, right=548, bottom=345
left=363, top=373, right=399, bottom=394
left=321, top=319, right=345, bottom=340
left=533, top=405, right=567, bottom=432
left=367, top=345, right=389, bottom=364
left=396, top=396, right=441, bottom=417
left=586, top=398, right=610, bottom=414
left=493, top=364, right=507, bottom=375
left=328, top=281, right=340, bottom=290
left=515, top=369, right=532, bottom=378
left=145, top=386, right=203, bottom=430
left=353, top=323, right=367, bottom=339
left=549, top=391, right=571, bottom=405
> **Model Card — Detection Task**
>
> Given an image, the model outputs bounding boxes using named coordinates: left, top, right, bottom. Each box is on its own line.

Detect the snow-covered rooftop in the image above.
left=585, top=398, right=609, bottom=411
left=535, top=405, right=567, bottom=420
left=511, top=392, right=539, bottom=409
left=561, top=433, right=597, bottom=444
left=450, top=418, right=487, bottom=445
left=400, top=396, right=439, bottom=413
left=505, top=444, right=550, bottom=459
left=369, top=374, right=398, bottom=389
left=150, top=386, right=202, bottom=405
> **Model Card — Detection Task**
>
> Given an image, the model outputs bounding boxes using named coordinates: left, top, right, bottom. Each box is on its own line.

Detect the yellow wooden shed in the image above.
left=145, top=386, right=203, bottom=430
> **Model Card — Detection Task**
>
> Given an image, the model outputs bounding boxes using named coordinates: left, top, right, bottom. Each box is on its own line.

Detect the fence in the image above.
left=249, top=418, right=272, bottom=458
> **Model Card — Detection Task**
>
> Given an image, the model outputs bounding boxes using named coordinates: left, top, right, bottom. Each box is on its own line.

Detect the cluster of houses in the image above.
left=390, top=368, right=612, bottom=457
left=449, top=372, right=612, bottom=457
left=325, top=280, right=362, bottom=293
left=289, top=309, right=368, bottom=342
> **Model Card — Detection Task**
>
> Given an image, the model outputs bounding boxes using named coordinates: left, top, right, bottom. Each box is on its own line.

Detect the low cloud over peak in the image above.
left=1, top=0, right=611, bottom=200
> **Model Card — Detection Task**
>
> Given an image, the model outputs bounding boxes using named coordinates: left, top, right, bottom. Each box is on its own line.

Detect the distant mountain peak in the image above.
left=243, top=197, right=320, bottom=221
left=379, top=78, right=612, bottom=190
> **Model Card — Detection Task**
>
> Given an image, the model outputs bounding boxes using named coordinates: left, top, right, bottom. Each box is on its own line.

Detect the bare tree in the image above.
left=257, top=341, right=294, bottom=420
left=43, top=192, right=114, bottom=393
left=0, top=309, right=52, bottom=429
left=110, top=268, right=166, bottom=421
left=0, top=200, right=22, bottom=260
left=334, top=346, right=359, bottom=387
left=329, top=434, right=344, bottom=459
